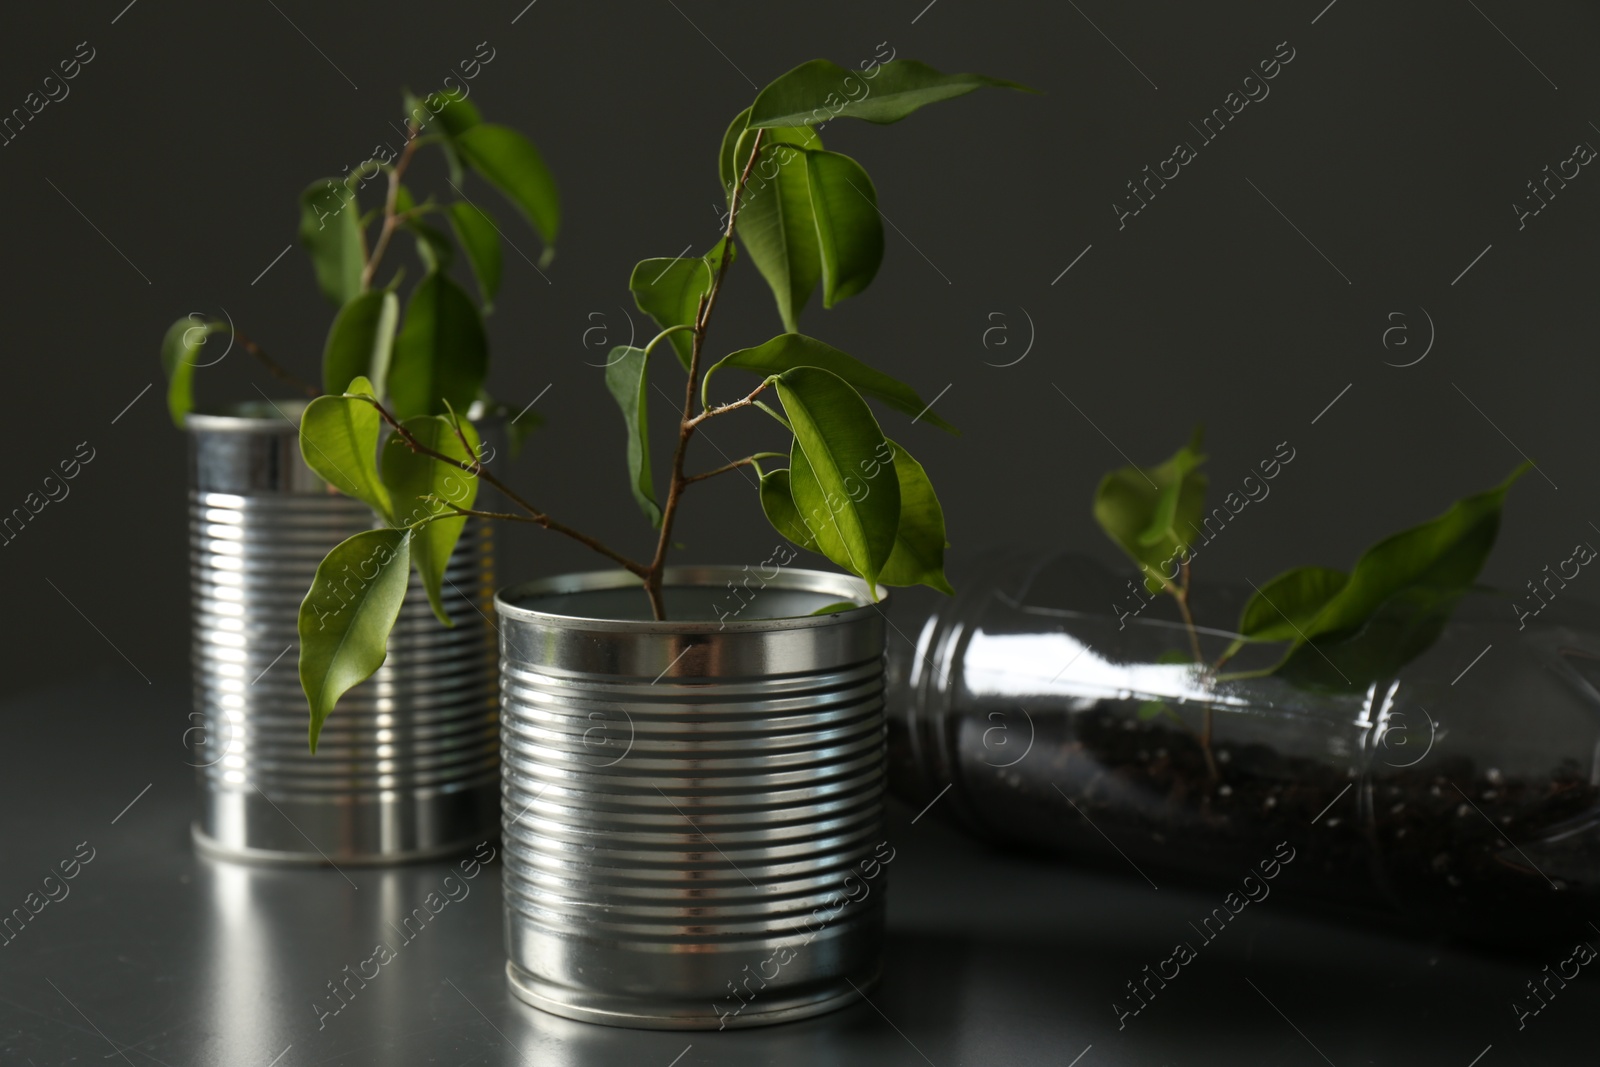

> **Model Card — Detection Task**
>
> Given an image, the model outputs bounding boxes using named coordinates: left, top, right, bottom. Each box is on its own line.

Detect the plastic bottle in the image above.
left=887, top=550, right=1600, bottom=946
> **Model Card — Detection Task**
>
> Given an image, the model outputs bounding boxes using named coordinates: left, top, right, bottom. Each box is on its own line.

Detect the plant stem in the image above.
left=685, top=380, right=772, bottom=430
left=360, top=122, right=423, bottom=291
left=366, top=396, right=649, bottom=578
left=641, top=129, right=767, bottom=619
left=1173, top=560, right=1218, bottom=783
left=231, top=328, right=319, bottom=398
left=682, top=456, right=761, bottom=486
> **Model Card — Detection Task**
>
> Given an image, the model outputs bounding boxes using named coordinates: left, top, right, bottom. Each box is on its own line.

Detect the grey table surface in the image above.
left=1, top=680, right=1592, bottom=1066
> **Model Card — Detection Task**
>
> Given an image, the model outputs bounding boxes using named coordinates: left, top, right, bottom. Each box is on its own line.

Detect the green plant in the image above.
left=159, top=88, right=556, bottom=430
left=1095, top=433, right=1528, bottom=771
left=1096, top=435, right=1530, bottom=685
left=294, top=58, right=1030, bottom=749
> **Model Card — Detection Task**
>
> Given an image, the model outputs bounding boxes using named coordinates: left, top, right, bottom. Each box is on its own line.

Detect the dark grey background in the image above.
left=2, top=0, right=1595, bottom=691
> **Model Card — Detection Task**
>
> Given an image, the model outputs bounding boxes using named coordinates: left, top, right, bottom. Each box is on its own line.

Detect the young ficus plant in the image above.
left=293, top=59, right=1032, bottom=750
left=1094, top=431, right=1529, bottom=772
left=157, top=88, right=559, bottom=751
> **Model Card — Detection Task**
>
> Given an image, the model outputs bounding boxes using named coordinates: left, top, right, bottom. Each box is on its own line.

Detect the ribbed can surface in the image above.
left=187, top=403, right=500, bottom=864
left=496, top=566, right=889, bottom=1030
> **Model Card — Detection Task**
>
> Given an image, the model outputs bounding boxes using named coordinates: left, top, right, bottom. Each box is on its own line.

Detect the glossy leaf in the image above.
left=734, top=124, right=822, bottom=332
left=406, top=89, right=483, bottom=184
left=811, top=601, right=858, bottom=615
left=382, top=415, right=481, bottom=625
left=1238, top=465, right=1531, bottom=663
left=777, top=367, right=900, bottom=588
left=408, top=220, right=455, bottom=272
left=298, top=528, right=413, bottom=752
left=159, top=315, right=226, bottom=427
left=389, top=272, right=489, bottom=420
left=602, top=345, right=660, bottom=526
left=719, top=107, right=753, bottom=193
left=629, top=243, right=725, bottom=370
left=877, top=439, right=953, bottom=594
left=759, top=467, right=817, bottom=550
left=1234, top=566, right=1349, bottom=645
left=805, top=150, right=883, bottom=307
left=298, top=379, right=392, bottom=520
left=446, top=201, right=503, bottom=307
left=1277, top=585, right=1464, bottom=691
left=417, top=89, right=482, bottom=137
left=298, top=178, right=365, bottom=306
left=455, top=124, right=560, bottom=261
left=705, top=333, right=956, bottom=434
left=1093, top=428, right=1208, bottom=593
left=321, top=291, right=399, bottom=398
left=748, top=58, right=1032, bottom=129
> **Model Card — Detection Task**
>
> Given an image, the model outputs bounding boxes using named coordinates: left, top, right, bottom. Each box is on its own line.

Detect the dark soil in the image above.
left=901, top=705, right=1600, bottom=949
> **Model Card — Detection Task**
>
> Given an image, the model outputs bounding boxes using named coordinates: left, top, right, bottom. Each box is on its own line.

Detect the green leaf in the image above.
left=388, top=272, right=489, bottom=420
left=446, top=201, right=503, bottom=307
left=877, top=439, right=953, bottom=594
left=734, top=124, right=822, bottom=332
left=408, top=220, right=455, bottom=273
left=805, top=150, right=883, bottom=307
left=455, top=124, right=560, bottom=261
left=719, top=106, right=752, bottom=193
left=602, top=345, right=660, bottom=527
left=298, top=528, right=413, bottom=752
left=159, top=315, right=226, bottom=427
left=1093, top=429, right=1208, bottom=593
left=406, top=89, right=484, bottom=184
left=1235, top=566, right=1350, bottom=644
left=705, top=333, right=957, bottom=434
left=1278, top=584, right=1465, bottom=691
left=321, top=291, right=399, bottom=399
left=747, top=58, right=1033, bottom=129
left=420, top=89, right=482, bottom=137
left=777, top=367, right=900, bottom=588
left=298, top=178, right=365, bottom=306
left=381, top=415, right=481, bottom=625
left=1241, top=465, right=1531, bottom=668
left=298, top=384, right=392, bottom=520
left=811, top=601, right=857, bottom=616
left=1137, top=427, right=1206, bottom=548
left=629, top=243, right=725, bottom=371
left=759, top=467, right=817, bottom=550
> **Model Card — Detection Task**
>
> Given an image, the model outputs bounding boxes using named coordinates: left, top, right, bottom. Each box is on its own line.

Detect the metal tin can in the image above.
left=496, top=565, right=889, bottom=1029
left=187, top=402, right=500, bottom=865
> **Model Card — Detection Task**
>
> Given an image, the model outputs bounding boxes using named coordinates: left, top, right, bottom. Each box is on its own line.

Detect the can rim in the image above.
left=495, top=565, right=884, bottom=632
left=184, top=399, right=309, bottom=433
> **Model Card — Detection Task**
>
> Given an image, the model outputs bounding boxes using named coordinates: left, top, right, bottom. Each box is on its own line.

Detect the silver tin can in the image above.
left=187, top=401, right=500, bottom=864
left=496, top=565, right=889, bottom=1030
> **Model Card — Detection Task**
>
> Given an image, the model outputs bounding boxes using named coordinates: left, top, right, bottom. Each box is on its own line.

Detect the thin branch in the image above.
left=360, top=122, right=423, bottom=291
left=685, top=379, right=772, bottom=429
left=361, top=395, right=650, bottom=577
left=231, top=328, right=319, bottom=398
left=643, top=129, right=768, bottom=617
left=683, top=456, right=761, bottom=485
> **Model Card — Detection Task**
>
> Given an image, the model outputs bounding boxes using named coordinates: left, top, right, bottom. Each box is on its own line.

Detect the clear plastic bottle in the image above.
left=887, top=550, right=1600, bottom=946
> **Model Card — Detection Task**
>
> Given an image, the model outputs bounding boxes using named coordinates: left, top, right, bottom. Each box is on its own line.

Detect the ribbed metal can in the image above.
left=496, top=565, right=889, bottom=1030
left=187, top=402, right=500, bottom=864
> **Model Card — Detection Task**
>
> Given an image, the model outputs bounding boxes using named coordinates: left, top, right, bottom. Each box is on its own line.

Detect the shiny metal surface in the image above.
left=495, top=567, right=888, bottom=1029
left=4, top=679, right=1597, bottom=1064
left=186, top=405, right=500, bottom=864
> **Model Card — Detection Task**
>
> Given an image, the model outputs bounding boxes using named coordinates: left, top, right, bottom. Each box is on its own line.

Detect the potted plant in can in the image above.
left=295, top=58, right=1030, bottom=1028
left=161, top=89, right=557, bottom=864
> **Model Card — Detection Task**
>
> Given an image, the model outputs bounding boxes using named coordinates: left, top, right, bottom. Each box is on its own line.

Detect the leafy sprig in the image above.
left=160, top=88, right=556, bottom=428
left=290, top=59, right=1029, bottom=749
left=1095, top=435, right=1529, bottom=690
